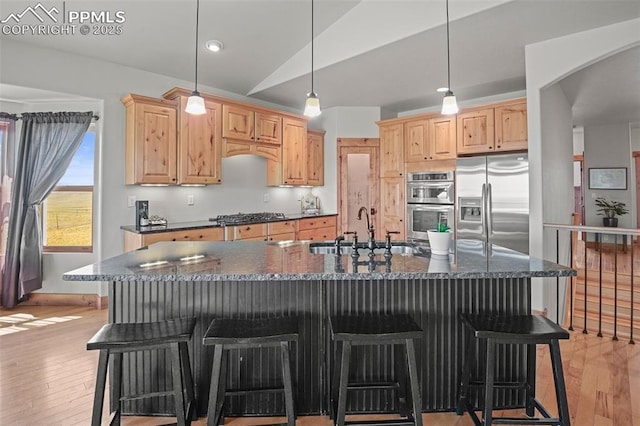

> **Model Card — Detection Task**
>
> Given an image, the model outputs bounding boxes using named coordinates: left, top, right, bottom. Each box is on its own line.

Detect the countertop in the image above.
left=63, top=239, right=575, bottom=281
left=120, top=213, right=338, bottom=234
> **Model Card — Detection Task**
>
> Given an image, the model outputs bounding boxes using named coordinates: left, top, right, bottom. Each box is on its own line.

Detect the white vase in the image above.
left=427, top=230, right=452, bottom=256
left=428, top=254, right=451, bottom=272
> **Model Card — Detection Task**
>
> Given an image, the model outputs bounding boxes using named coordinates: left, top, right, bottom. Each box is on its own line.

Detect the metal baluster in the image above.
left=556, top=229, right=560, bottom=323
left=631, top=237, right=635, bottom=345
left=583, top=232, right=588, bottom=334
left=598, top=233, right=603, bottom=337
left=613, top=234, right=618, bottom=341
left=569, top=230, right=574, bottom=331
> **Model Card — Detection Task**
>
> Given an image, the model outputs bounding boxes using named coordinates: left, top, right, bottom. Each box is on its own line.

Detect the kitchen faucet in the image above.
left=357, top=206, right=376, bottom=250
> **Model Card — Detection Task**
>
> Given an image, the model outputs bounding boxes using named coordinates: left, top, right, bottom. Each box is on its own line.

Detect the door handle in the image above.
left=487, top=183, right=493, bottom=237
left=481, top=183, right=487, bottom=238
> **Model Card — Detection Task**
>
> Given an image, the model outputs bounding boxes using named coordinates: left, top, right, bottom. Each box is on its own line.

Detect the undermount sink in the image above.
left=308, top=241, right=428, bottom=257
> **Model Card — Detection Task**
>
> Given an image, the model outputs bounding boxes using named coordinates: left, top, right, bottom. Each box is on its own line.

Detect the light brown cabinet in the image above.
left=267, top=117, right=310, bottom=186
left=122, top=94, right=178, bottom=185
left=124, top=227, right=224, bottom=252
left=225, top=223, right=268, bottom=241
left=457, top=99, right=527, bottom=155
left=170, top=94, right=223, bottom=185
left=405, top=117, right=456, bottom=162
left=306, top=129, right=325, bottom=186
left=267, top=220, right=297, bottom=241
left=222, top=104, right=282, bottom=145
left=297, top=216, right=337, bottom=241
left=495, top=100, right=528, bottom=152
left=380, top=123, right=404, bottom=177
left=380, top=177, right=405, bottom=240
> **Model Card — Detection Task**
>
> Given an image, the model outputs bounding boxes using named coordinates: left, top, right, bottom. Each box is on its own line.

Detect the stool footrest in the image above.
left=345, top=420, right=418, bottom=426
left=120, top=390, right=175, bottom=401
left=468, top=380, right=530, bottom=389
left=225, top=386, right=286, bottom=396
left=347, top=381, right=400, bottom=391
left=491, top=418, right=563, bottom=425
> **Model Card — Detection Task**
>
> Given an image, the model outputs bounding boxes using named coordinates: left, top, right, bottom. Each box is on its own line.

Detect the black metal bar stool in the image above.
left=329, top=313, right=423, bottom=426
left=457, top=314, right=570, bottom=426
left=203, top=316, right=299, bottom=426
left=86, top=317, right=197, bottom=426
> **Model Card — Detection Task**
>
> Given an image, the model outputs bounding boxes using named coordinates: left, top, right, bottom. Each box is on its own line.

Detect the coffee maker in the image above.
left=135, top=200, right=149, bottom=229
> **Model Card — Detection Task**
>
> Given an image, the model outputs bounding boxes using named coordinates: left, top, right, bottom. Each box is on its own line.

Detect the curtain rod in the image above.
left=1, top=113, right=100, bottom=121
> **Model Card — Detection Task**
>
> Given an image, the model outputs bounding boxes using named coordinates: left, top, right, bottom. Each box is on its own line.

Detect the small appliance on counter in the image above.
left=301, top=192, right=320, bottom=216
left=135, top=200, right=167, bottom=229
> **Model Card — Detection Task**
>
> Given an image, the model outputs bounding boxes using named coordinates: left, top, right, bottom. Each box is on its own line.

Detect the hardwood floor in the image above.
left=1, top=305, right=638, bottom=426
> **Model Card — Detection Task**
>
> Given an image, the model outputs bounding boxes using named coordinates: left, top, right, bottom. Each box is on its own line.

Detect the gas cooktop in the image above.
left=209, top=212, right=287, bottom=226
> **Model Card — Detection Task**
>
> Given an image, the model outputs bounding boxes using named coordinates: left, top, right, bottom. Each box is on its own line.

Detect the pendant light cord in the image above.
left=446, top=0, right=451, bottom=90
left=311, top=0, right=315, bottom=93
left=194, top=0, right=200, bottom=92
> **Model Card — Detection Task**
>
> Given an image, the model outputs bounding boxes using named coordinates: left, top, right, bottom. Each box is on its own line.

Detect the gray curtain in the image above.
left=1, top=112, right=93, bottom=308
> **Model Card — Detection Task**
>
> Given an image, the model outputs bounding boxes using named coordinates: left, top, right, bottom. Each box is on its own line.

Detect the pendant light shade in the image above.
left=441, top=0, right=458, bottom=115
left=187, top=0, right=206, bottom=115
left=303, top=0, right=321, bottom=117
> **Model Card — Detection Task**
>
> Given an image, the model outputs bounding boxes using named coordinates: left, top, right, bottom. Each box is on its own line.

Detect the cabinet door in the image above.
left=297, top=226, right=335, bottom=241
left=456, top=108, right=495, bottom=154
left=222, top=104, right=255, bottom=141
left=127, top=100, right=177, bottom=184
left=495, top=101, right=527, bottom=152
left=405, top=120, right=430, bottom=162
left=380, top=177, right=405, bottom=239
left=177, top=98, right=222, bottom=184
left=282, top=117, right=308, bottom=185
left=255, top=112, right=282, bottom=145
left=429, top=116, right=456, bottom=160
left=226, top=224, right=268, bottom=241
left=380, top=123, right=404, bottom=177
left=307, top=130, right=324, bottom=186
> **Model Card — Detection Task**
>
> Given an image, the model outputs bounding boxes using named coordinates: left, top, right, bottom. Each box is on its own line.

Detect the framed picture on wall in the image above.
left=588, top=167, right=627, bottom=190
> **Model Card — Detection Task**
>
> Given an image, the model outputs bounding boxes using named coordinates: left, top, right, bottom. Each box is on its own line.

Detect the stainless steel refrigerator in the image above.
left=456, top=153, right=529, bottom=253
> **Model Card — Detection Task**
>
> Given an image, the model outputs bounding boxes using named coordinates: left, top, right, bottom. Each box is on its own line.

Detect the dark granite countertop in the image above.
left=63, top=239, right=575, bottom=282
left=120, top=213, right=337, bottom=234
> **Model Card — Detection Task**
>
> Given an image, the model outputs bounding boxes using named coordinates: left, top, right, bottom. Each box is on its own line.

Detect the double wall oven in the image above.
left=406, top=171, right=455, bottom=242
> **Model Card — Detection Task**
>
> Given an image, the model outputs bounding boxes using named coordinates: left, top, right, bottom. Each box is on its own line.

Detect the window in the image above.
left=42, top=129, right=95, bottom=253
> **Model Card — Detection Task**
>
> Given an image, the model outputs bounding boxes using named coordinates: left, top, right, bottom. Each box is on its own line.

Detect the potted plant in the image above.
left=595, top=197, right=628, bottom=227
left=427, top=223, right=452, bottom=255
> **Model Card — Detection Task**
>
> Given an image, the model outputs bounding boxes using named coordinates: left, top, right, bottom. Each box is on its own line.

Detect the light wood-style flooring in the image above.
left=1, top=305, right=639, bottom=426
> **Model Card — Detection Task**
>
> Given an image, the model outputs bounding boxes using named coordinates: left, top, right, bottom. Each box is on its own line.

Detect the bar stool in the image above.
left=203, top=316, right=299, bottom=426
left=86, top=317, right=197, bottom=426
left=329, top=313, right=423, bottom=426
left=457, top=314, right=570, bottom=426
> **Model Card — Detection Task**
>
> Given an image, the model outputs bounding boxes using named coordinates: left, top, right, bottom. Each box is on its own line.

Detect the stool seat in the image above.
left=458, top=314, right=570, bottom=426
left=461, top=314, right=570, bottom=343
left=330, top=313, right=423, bottom=426
left=203, top=316, right=298, bottom=426
left=87, top=317, right=197, bottom=426
left=87, top=317, right=195, bottom=350
left=330, top=313, right=423, bottom=342
left=203, top=317, right=298, bottom=346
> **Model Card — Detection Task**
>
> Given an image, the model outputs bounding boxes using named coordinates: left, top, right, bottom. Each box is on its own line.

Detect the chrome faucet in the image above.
left=357, top=207, right=376, bottom=248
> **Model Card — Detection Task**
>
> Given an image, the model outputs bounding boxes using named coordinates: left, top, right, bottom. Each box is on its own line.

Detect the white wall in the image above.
left=583, top=123, right=633, bottom=228
left=526, top=18, right=640, bottom=312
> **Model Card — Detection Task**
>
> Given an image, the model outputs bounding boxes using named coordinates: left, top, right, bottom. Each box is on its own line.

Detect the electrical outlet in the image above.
left=187, top=195, right=194, bottom=206
left=263, top=193, right=269, bottom=203
left=127, top=195, right=136, bottom=207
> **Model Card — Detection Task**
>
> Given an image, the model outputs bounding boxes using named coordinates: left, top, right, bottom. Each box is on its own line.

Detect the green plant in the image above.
left=434, top=223, right=450, bottom=232
left=595, top=197, right=628, bottom=218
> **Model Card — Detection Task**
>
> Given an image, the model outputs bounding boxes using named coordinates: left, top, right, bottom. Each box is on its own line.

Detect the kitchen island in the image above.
left=63, top=239, right=574, bottom=418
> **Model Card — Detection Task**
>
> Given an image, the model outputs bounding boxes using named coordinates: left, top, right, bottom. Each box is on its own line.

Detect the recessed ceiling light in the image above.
left=205, top=40, right=223, bottom=52
left=437, top=87, right=449, bottom=93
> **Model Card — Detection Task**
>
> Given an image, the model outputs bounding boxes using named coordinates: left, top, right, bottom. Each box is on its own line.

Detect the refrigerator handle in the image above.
left=487, top=182, right=493, bottom=237
left=481, top=183, right=487, bottom=238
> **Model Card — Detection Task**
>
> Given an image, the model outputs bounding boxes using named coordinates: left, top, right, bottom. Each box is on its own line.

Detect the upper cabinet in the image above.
left=457, top=98, right=527, bottom=155
left=222, top=104, right=282, bottom=145
left=165, top=90, right=223, bottom=185
left=122, top=94, right=178, bottom=185
left=281, top=117, right=308, bottom=185
left=495, top=100, right=528, bottom=152
left=380, top=123, right=404, bottom=177
left=307, top=129, right=325, bottom=186
left=405, top=117, right=456, bottom=162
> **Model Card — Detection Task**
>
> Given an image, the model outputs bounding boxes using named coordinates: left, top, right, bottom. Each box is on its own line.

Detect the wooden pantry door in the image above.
left=337, top=138, right=380, bottom=237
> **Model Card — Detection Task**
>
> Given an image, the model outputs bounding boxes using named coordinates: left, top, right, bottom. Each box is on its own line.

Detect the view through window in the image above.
left=43, top=129, right=95, bottom=252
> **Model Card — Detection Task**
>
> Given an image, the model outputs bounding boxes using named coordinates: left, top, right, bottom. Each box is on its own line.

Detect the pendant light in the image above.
left=303, top=0, right=321, bottom=117
left=186, top=0, right=206, bottom=115
left=441, top=0, right=459, bottom=115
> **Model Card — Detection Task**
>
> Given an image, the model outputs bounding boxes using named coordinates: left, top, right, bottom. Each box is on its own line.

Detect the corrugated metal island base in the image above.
left=63, top=240, right=575, bottom=418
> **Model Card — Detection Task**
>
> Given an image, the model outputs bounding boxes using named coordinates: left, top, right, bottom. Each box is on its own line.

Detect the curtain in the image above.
left=0, top=113, right=17, bottom=294
left=1, top=112, right=93, bottom=308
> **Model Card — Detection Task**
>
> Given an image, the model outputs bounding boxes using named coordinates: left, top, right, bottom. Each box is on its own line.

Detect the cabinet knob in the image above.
left=489, top=146, right=493, bottom=149
left=497, top=145, right=501, bottom=149
left=172, top=238, right=177, bottom=241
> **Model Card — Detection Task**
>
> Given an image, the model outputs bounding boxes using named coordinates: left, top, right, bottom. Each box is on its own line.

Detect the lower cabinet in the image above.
left=225, top=223, right=268, bottom=241
left=124, top=227, right=224, bottom=251
left=267, top=220, right=297, bottom=241
left=297, top=216, right=337, bottom=241
left=380, top=178, right=406, bottom=240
